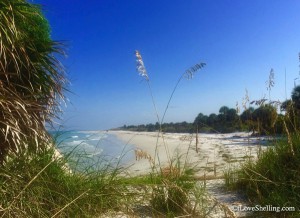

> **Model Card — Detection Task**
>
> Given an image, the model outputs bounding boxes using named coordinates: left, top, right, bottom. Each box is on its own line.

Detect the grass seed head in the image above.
left=135, top=50, right=149, bottom=81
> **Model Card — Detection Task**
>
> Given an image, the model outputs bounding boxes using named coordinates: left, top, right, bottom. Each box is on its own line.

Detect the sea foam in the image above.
left=51, top=130, right=134, bottom=171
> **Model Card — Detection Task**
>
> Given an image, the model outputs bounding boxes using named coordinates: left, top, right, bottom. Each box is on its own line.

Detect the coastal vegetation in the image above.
left=2, top=0, right=300, bottom=217
left=132, top=50, right=211, bottom=216
left=0, top=1, right=209, bottom=217
left=118, top=103, right=281, bottom=134
left=125, top=51, right=300, bottom=217
left=0, top=0, right=131, bottom=216
left=0, top=146, right=132, bottom=217
left=0, top=0, right=66, bottom=162
left=225, top=85, right=300, bottom=217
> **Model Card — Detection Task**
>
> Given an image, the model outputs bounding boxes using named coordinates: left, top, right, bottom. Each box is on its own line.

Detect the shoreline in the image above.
left=110, top=130, right=268, bottom=177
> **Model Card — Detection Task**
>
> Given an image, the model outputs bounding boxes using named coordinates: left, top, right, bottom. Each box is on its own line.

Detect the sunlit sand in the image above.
left=111, top=130, right=269, bottom=178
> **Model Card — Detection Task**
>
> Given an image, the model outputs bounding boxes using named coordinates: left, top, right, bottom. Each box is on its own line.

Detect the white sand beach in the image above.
left=111, top=130, right=269, bottom=178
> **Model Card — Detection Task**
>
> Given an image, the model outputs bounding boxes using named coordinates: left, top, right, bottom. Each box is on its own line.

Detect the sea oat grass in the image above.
left=0, top=145, right=133, bottom=217
left=226, top=134, right=300, bottom=217
left=147, top=154, right=201, bottom=217
left=133, top=51, right=208, bottom=216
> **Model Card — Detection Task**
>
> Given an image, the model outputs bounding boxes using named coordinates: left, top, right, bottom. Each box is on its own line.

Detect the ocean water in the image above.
left=50, top=131, right=135, bottom=171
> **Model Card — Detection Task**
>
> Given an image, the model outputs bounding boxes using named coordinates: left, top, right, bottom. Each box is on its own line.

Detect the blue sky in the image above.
left=33, top=0, right=300, bottom=130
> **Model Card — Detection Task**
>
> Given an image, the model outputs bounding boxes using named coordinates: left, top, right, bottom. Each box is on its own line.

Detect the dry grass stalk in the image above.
left=50, top=190, right=89, bottom=218
left=220, top=203, right=237, bottom=218
left=195, top=126, right=199, bottom=153
left=242, top=89, right=250, bottom=110
left=134, top=50, right=205, bottom=171
left=134, top=149, right=153, bottom=163
left=213, top=163, right=217, bottom=177
left=161, top=165, right=180, bottom=178
left=266, top=68, right=275, bottom=90
left=179, top=134, right=193, bottom=142
left=236, top=101, right=240, bottom=114
left=135, top=50, right=149, bottom=81
left=2, top=157, right=55, bottom=216
left=283, top=120, right=295, bottom=156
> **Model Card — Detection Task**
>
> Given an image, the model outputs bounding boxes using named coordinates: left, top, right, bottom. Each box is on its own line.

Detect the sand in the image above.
left=108, top=130, right=273, bottom=217
left=110, top=130, right=269, bottom=177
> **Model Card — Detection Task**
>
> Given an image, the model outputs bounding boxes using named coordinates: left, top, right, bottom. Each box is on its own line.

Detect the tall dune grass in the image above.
left=226, top=133, right=300, bottom=217
left=134, top=50, right=208, bottom=216
left=0, top=0, right=67, bottom=162
left=225, top=84, right=300, bottom=217
left=0, top=144, right=133, bottom=217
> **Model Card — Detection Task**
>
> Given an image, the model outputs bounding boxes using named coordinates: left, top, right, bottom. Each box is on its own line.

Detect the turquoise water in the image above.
left=50, top=131, right=135, bottom=171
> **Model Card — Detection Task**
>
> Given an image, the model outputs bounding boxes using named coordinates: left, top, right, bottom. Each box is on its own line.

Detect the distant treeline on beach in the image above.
left=116, top=103, right=292, bottom=134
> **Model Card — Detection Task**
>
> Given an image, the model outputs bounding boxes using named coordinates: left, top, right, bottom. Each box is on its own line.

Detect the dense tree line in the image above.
left=118, top=85, right=300, bottom=135
left=119, top=122, right=195, bottom=133
left=194, top=106, right=240, bottom=133
left=117, top=105, right=244, bottom=133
